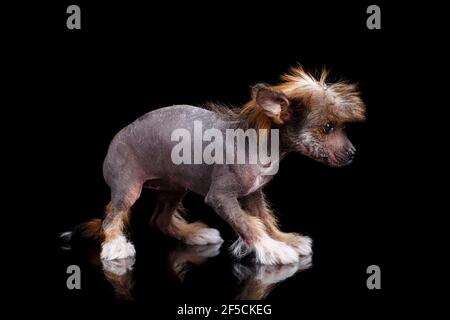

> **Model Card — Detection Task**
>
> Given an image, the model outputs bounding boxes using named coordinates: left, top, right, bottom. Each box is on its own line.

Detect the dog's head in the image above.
left=242, top=66, right=366, bottom=167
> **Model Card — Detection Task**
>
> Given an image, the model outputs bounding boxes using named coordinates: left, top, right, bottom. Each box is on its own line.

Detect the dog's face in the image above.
left=245, top=67, right=365, bottom=167
left=295, top=119, right=356, bottom=167
left=289, top=88, right=362, bottom=167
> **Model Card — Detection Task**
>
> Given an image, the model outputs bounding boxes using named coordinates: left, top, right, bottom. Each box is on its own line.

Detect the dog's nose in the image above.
left=346, top=147, right=356, bottom=160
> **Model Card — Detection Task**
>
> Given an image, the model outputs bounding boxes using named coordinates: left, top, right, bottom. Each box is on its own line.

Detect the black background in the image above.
left=13, top=0, right=424, bottom=318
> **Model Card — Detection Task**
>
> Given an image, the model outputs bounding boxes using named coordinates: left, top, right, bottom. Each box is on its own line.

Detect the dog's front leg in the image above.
left=240, top=190, right=312, bottom=256
left=205, top=190, right=299, bottom=265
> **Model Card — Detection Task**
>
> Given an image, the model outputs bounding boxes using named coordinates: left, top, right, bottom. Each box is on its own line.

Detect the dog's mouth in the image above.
left=330, top=157, right=353, bottom=167
left=315, top=155, right=333, bottom=166
left=316, top=156, right=328, bottom=165
left=317, top=155, right=353, bottom=167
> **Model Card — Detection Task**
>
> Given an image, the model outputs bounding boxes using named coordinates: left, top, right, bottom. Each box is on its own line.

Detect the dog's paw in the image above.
left=253, top=235, right=299, bottom=265
left=101, top=235, right=136, bottom=260
left=184, top=227, right=224, bottom=245
left=290, top=234, right=313, bottom=256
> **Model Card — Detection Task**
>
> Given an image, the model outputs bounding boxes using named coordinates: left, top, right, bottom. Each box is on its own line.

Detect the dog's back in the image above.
left=103, top=105, right=228, bottom=196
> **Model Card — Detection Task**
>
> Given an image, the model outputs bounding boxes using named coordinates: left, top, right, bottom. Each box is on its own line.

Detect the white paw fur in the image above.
left=184, top=227, right=224, bottom=245
left=231, top=235, right=300, bottom=265
left=101, top=235, right=136, bottom=260
left=291, top=235, right=313, bottom=256
left=254, top=234, right=299, bottom=265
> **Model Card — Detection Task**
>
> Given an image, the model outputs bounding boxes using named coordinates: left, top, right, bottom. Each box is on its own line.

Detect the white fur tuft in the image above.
left=59, top=231, right=72, bottom=250
left=291, top=235, right=313, bottom=256
left=101, top=235, right=136, bottom=260
left=59, top=231, right=72, bottom=241
left=253, top=234, right=299, bottom=265
left=185, top=227, right=224, bottom=245
left=230, top=237, right=251, bottom=258
left=230, top=234, right=302, bottom=265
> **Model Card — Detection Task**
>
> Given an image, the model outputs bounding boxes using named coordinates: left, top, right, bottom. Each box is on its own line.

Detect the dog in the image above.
left=66, top=66, right=365, bottom=265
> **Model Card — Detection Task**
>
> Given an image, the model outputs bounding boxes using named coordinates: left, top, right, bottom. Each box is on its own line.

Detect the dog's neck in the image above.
left=279, top=125, right=300, bottom=155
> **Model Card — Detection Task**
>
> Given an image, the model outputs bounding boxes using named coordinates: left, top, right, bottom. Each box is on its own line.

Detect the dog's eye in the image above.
left=323, top=122, right=334, bottom=134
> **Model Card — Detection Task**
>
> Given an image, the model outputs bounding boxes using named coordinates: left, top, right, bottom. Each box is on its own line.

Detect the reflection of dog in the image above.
left=167, top=244, right=221, bottom=282
left=233, top=255, right=312, bottom=300
left=102, top=257, right=135, bottom=300
left=67, top=66, right=365, bottom=265
left=71, top=243, right=136, bottom=300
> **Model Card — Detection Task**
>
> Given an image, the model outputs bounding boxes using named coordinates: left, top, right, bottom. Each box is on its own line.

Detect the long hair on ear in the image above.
left=240, top=84, right=290, bottom=130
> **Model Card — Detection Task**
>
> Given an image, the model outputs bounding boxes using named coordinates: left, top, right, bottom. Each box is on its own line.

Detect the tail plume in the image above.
left=59, top=204, right=110, bottom=249
left=76, top=218, right=105, bottom=242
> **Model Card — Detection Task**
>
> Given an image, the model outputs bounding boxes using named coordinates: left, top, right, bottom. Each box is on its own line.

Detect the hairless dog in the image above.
left=71, top=66, right=365, bottom=265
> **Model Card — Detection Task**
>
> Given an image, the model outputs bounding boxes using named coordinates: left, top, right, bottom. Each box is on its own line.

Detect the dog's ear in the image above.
left=252, top=83, right=289, bottom=124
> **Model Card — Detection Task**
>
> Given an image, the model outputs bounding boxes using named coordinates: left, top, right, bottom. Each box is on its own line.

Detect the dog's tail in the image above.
left=59, top=219, right=105, bottom=249
left=59, top=206, right=109, bottom=249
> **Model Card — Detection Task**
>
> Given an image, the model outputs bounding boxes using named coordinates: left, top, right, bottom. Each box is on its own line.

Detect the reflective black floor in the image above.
left=49, top=189, right=389, bottom=320
left=56, top=233, right=313, bottom=302
left=54, top=223, right=385, bottom=304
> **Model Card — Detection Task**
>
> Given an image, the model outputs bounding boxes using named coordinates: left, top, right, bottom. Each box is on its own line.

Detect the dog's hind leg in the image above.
left=100, top=181, right=142, bottom=260
left=100, top=137, right=149, bottom=260
left=240, top=190, right=312, bottom=256
left=150, top=189, right=224, bottom=245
